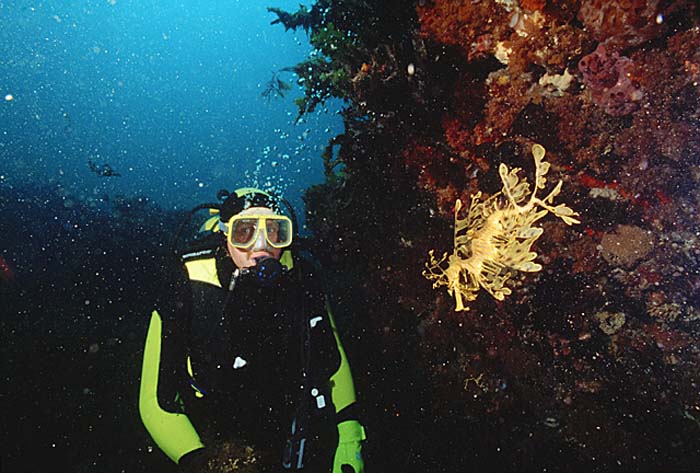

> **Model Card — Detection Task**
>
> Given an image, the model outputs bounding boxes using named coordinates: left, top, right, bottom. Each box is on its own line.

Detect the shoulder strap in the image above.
left=183, top=257, right=221, bottom=288
left=181, top=241, right=223, bottom=288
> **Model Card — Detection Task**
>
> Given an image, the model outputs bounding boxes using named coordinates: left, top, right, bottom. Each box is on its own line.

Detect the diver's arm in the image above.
left=138, top=262, right=204, bottom=464
left=297, top=256, right=367, bottom=472
left=325, top=303, right=367, bottom=473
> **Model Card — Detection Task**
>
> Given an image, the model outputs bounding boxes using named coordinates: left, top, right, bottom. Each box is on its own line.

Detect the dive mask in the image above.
left=220, top=214, right=293, bottom=249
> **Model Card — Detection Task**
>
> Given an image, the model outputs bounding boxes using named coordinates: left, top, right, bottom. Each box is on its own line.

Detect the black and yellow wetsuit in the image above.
left=138, top=241, right=365, bottom=471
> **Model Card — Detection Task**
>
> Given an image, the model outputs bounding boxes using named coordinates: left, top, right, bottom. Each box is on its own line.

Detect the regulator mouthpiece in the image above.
left=252, top=256, right=284, bottom=286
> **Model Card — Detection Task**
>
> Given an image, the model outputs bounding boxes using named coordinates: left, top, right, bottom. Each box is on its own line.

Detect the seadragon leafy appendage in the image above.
left=423, top=144, right=580, bottom=311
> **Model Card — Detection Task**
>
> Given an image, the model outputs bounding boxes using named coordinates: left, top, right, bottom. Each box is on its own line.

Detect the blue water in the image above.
left=0, top=0, right=342, bottom=226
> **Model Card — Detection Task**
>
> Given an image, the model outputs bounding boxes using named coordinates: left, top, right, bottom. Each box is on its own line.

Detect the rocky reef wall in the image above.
left=272, top=1, right=700, bottom=471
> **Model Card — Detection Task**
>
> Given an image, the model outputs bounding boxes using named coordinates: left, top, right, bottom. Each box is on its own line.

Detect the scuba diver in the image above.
left=87, top=159, right=121, bottom=177
left=138, top=187, right=366, bottom=472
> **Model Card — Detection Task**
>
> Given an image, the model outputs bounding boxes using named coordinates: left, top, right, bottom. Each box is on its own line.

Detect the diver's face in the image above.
left=226, top=206, right=282, bottom=269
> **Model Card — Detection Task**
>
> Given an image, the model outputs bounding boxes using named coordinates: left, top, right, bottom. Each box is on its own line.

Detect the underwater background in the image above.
left=2, top=1, right=700, bottom=472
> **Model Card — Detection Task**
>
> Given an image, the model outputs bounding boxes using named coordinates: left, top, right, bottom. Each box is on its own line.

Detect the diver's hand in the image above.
left=178, top=448, right=209, bottom=472
left=333, top=420, right=366, bottom=473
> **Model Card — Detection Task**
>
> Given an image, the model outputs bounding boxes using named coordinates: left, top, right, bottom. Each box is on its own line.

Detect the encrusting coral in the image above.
left=424, top=144, right=580, bottom=311
left=599, top=224, right=655, bottom=268
left=578, top=43, right=644, bottom=116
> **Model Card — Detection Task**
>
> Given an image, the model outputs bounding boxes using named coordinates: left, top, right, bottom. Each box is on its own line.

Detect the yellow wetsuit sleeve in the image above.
left=138, top=310, right=204, bottom=463
left=326, top=301, right=358, bottom=414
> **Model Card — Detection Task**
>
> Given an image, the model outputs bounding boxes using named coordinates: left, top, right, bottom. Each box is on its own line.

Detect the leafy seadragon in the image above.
left=423, top=144, right=580, bottom=311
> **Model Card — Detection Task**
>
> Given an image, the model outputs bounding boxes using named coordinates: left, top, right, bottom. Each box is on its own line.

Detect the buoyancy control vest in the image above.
left=139, top=240, right=359, bottom=465
left=181, top=243, right=343, bottom=465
